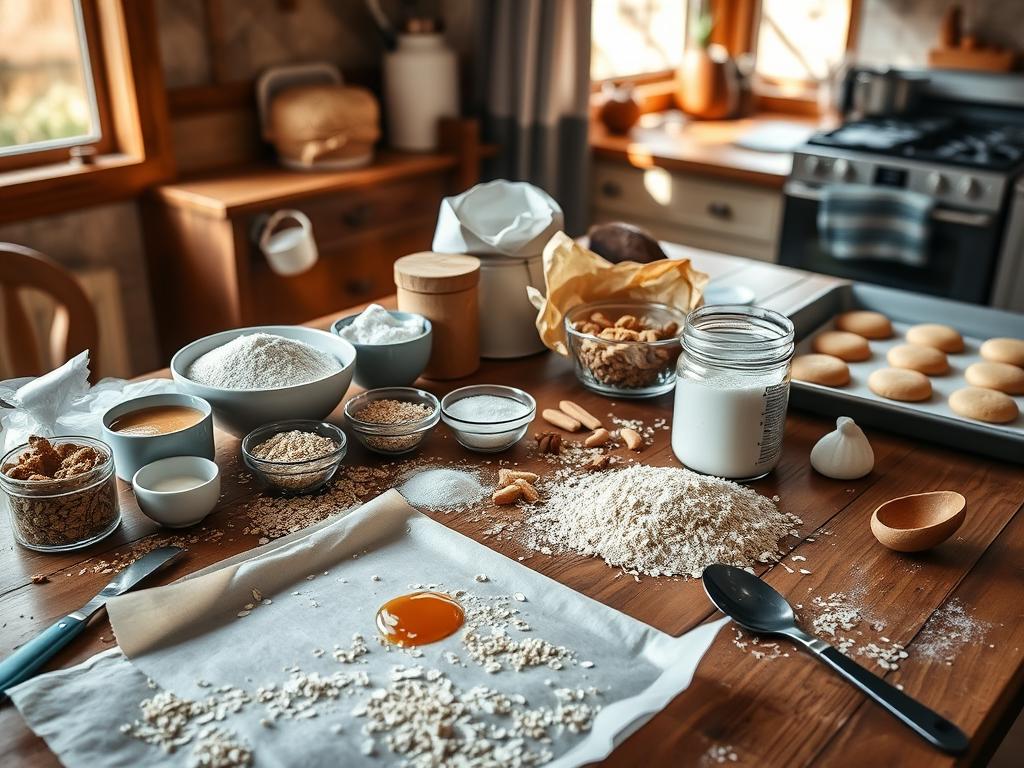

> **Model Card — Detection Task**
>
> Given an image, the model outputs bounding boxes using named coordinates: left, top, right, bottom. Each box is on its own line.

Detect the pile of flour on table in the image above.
left=525, top=463, right=800, bottom=578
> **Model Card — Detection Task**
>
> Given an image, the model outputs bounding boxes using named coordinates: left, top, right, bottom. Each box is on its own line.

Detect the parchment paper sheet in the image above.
left=12, top=490, right=725, bottom=766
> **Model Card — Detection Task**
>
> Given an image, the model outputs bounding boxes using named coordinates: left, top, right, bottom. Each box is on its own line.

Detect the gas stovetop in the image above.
left=807, top=117, right=1024, bottom=173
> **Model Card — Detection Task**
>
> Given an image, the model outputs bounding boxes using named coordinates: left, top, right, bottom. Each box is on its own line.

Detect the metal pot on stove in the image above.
left=848, top=69, right=928, bottom=118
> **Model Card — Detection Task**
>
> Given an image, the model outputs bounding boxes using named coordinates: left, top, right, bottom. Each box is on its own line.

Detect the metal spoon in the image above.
left=702, top=564, right=969, bottom=755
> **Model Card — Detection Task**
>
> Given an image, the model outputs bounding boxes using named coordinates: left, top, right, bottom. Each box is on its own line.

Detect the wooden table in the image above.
left=3, top=248, right=1022, bottom=766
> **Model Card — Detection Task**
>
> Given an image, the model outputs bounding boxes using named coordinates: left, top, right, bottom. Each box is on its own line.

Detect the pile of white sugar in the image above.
left=398, top=468, right=487, bottom=510
left=335, top=303, right=424, bottom=345
left=187, top=333, right=341, bottom=390
left=526, top=464, right=800, bottom=578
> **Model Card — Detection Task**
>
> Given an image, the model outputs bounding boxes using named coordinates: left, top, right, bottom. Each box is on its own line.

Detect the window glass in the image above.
left=756, top=0, right=852, bottom=88
left=591, top=0, right=687, bottom=81
left=0, top=0, right=100, bottom=155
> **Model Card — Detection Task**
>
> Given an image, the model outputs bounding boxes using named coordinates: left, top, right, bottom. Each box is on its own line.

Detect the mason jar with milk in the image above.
left=431, top=180, right=562, bottom=359
left=672, top=305, right=795, bottom=480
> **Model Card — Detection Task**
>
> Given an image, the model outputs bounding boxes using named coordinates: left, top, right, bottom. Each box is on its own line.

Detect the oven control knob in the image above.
left=925, top=172, right=947, bottom=194
left=832, top=159, right=853, bottom=180
left=804, top=156, right=822, bottom=176
left=958, top=176, right=981, bottom=199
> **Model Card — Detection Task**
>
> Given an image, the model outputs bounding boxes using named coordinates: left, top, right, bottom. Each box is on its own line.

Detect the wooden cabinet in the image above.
left=143, top=136, right=485, bottom=358
left=591, top=159, right=783, bottom=262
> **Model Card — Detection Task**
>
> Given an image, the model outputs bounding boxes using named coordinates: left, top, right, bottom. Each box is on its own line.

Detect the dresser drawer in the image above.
left=292, top=175, right=445, bottom=248
left=592, top=161, right=782, bottom=244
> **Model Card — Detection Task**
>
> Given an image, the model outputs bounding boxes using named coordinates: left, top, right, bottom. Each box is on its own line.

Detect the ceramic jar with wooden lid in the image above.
left=394, top=252, right=481, bottom=379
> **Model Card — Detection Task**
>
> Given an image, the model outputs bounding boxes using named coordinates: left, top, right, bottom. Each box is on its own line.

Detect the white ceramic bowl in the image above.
left=132, top=456, right=221, bottom=528
left=170, top=325, right=357, bottom=437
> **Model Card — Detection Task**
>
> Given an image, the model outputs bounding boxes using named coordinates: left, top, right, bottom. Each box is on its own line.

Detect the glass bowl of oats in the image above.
left=0, top=435, right=121, bottom=552
left=242, top=420, right=347, bottom=495
left=343, top=387, right=441, bottom=455
left=564, top=300, right=687, bottom=398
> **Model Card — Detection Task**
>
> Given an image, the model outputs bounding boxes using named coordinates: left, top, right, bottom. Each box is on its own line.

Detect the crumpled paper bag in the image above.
left=432, top=179, right=564, bottom=258
left=0, top=351, right=179, bottom=452
left=528, top=232, right=708, bottom=354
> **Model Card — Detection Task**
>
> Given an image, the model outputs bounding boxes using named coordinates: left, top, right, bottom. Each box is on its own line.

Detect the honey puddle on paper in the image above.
left=376, top=591, right=465, bottom=646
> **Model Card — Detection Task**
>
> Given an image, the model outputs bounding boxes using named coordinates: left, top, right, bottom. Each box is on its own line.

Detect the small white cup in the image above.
left=132, top=456, right=221, bottom=529
left=259, top=209, right=318, bottom=276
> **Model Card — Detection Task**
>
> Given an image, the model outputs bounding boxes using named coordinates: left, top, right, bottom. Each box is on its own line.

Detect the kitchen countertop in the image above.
left=591, top=112, right=821, bottom=189
left=3, top=246, right=1023, bottom=766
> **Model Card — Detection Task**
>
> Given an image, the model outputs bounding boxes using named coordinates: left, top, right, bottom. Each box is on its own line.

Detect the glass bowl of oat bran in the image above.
left=343, top=387, right=440, bottom=455
left=242, top=420, right=347, bottom=495
left=1, top=435, right=121, bottom=552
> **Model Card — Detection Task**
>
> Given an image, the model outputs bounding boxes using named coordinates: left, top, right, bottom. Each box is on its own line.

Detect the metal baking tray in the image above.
left=786, top=282, right=1024, bottom=463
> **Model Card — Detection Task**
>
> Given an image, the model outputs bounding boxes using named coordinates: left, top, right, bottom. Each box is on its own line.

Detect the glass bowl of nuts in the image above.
left=565, top=301, right=687, bottom=398
left=242, top=420, right=347, bottom=495
left=0, top=435, right=121, bottom=552
left=343, top=387, right=441, bottom=455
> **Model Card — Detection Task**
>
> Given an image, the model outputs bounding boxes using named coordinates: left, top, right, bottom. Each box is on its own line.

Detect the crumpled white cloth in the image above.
left=0, top=350, right=178, bottom=453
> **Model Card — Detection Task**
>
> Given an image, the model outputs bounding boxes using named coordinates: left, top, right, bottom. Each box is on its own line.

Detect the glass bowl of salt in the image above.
left=440, top=385, right=536, bottom=453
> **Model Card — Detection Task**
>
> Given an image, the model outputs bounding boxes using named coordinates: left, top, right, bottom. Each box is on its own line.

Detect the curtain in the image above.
left=474, top=0, right=592, bottom=236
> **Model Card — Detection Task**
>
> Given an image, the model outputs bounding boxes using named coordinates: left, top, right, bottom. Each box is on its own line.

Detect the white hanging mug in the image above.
left=259, top=209, right=318, bottom=276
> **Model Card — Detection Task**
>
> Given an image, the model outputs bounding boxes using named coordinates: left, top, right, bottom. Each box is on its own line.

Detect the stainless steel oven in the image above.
left=778, top=68, right=1024, bottom=305
left=779, top=179, right=1003, bottom=303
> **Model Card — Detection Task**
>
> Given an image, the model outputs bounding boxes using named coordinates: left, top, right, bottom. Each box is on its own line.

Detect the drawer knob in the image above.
left=342, top=205, right=373, bottom=228
left=600, top=181, right=622, bottom=198
left=707, top=201, right=733, bottom=220
left=345, top=278, right=375, bottom=295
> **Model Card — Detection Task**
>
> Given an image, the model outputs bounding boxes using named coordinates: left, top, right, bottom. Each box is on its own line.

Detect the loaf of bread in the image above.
left=268, top=83, right=380, bottom=168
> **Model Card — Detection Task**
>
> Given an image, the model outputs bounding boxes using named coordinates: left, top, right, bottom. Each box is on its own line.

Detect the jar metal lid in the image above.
left=682, top=304, right=795, bottom=370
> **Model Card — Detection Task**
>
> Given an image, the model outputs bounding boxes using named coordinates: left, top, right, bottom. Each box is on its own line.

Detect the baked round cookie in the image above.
left=792, top=354, right=851, bottom=387
left=980, top=337, right=1024, bottom=368
left=948, top=386, right=1019, bottom=424
left=834, top=310, right=893, bottom=339
left=905, top=323, right=964, bottom=353
left=867, top=368, right=932, bottom=402
left=812, top=330, right=871, bottom=362
left=885, top=343, right=949, bottom=375
left=965, top=361, right=1024, bottom=395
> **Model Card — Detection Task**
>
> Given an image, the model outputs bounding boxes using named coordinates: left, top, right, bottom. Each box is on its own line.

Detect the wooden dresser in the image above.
left=142, top=120, right=486, bottom=358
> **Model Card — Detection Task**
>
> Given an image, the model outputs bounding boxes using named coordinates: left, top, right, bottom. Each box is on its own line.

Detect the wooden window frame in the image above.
left=0, top=1, right=115, bottom=173
left=0, top=0, right=174, bottom=225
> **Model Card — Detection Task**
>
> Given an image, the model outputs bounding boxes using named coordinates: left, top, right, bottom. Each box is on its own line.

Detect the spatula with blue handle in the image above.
left=0, top=546, right=184, bottom=701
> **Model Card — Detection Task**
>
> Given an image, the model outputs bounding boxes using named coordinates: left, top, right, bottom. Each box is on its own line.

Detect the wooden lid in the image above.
left=394, top=252, right=480, bottom=293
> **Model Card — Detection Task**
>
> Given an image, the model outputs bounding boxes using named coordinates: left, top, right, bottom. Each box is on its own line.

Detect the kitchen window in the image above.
left=0, top=0, right=173, bottom=225
left=0, top=0, right=111, bottom=172
left=754, top=0, right=856, bottom=98
left=591, top=0, right=687, bottom=81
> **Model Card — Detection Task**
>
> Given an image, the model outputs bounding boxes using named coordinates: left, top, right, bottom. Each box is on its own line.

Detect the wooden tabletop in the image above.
left=2, top=248, right=1022, bottom=766
left=590, top=112, right=820, bottom=189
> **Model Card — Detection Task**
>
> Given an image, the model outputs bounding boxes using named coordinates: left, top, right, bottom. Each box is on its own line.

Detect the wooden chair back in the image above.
left=0, top=243, right=99, bottom=381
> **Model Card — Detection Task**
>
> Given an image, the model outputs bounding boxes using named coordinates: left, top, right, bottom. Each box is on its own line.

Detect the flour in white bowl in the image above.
left=186, top=333, right=341, bottom=390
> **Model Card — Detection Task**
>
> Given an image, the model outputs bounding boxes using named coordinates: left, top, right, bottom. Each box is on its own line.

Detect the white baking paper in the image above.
left=433, top=180, right=564, bottom=258
left=0, top=351, right=179, bottom=452
left=10, top=490, right=725, bottom=767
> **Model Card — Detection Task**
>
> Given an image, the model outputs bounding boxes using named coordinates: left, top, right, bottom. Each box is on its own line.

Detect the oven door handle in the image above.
left=784, top=181, right=994, bottom=228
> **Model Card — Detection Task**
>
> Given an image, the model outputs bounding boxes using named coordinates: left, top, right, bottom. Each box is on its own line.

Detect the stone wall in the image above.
left=856, top=0, right=1024, bottom=68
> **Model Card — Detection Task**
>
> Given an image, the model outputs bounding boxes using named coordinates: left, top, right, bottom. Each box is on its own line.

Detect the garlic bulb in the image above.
left=810, top=416, right=874, bottom=479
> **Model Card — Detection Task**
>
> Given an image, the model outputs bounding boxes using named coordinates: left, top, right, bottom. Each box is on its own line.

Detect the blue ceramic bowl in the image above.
left=331, top=311, right=432, bottom=389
